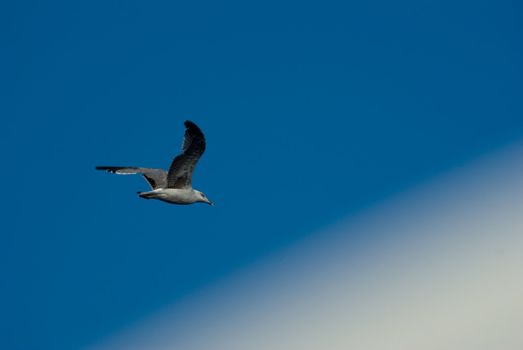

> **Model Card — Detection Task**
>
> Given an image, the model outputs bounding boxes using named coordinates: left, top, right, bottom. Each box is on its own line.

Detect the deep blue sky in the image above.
left=2, top=1, right=522, bottom=349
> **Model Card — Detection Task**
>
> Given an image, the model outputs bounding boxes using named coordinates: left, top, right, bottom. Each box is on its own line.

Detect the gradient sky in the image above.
left=88, top=142, right=523, bottom=350
left=3, top=1, right=523, bottom=349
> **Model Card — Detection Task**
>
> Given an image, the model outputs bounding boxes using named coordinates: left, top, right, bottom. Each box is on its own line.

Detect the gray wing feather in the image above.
left=167, top=120, right=206, bottom=189
left=96, top=166, right=167, bottom=189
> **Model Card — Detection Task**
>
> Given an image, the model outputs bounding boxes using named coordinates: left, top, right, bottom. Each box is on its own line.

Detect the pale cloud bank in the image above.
left=89, top=142, right=523, bottom=350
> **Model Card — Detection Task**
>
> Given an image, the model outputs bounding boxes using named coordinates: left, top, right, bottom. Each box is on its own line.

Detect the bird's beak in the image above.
left=207, top=200, right=214, bottom=206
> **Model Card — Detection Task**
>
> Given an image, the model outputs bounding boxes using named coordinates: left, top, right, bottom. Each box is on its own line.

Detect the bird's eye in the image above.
left=201, top=193, right=206, bottom=198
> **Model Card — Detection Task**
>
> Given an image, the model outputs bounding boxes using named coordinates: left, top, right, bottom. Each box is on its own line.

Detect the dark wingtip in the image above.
left=184, top=120, right=203, bottom=134
left=95, top=166, right=121, bottom=173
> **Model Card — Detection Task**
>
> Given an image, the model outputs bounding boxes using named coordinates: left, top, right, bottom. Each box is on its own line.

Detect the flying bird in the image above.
left=96, top=120, right=213, bottom=205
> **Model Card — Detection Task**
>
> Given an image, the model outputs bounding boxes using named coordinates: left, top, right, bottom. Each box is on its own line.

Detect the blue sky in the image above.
left=2, top=1, right=522, bottom=349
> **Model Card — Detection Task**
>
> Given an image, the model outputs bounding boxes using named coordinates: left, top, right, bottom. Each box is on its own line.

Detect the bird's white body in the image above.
left=139, top=188, right=212, bottom=205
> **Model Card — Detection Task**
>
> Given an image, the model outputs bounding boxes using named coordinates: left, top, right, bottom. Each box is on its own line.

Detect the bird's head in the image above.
left=196, top=191, right=214, bottom=206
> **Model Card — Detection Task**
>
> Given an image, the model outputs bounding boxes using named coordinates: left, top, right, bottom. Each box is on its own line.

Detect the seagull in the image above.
left=96, top=120, right=213, bottom=206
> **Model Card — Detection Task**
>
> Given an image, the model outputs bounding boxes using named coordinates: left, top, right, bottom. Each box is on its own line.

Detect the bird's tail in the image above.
left=137, top=191, right=154, bottom=199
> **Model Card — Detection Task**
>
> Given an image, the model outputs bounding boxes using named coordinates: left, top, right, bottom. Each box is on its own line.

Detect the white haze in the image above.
left=89, top=142, right=523, bottom=350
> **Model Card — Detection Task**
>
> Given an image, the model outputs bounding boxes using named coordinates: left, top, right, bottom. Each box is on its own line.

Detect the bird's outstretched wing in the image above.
left=167, top=120, right=206, bottom=189
left=95, top=166, right=167, bottom=189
